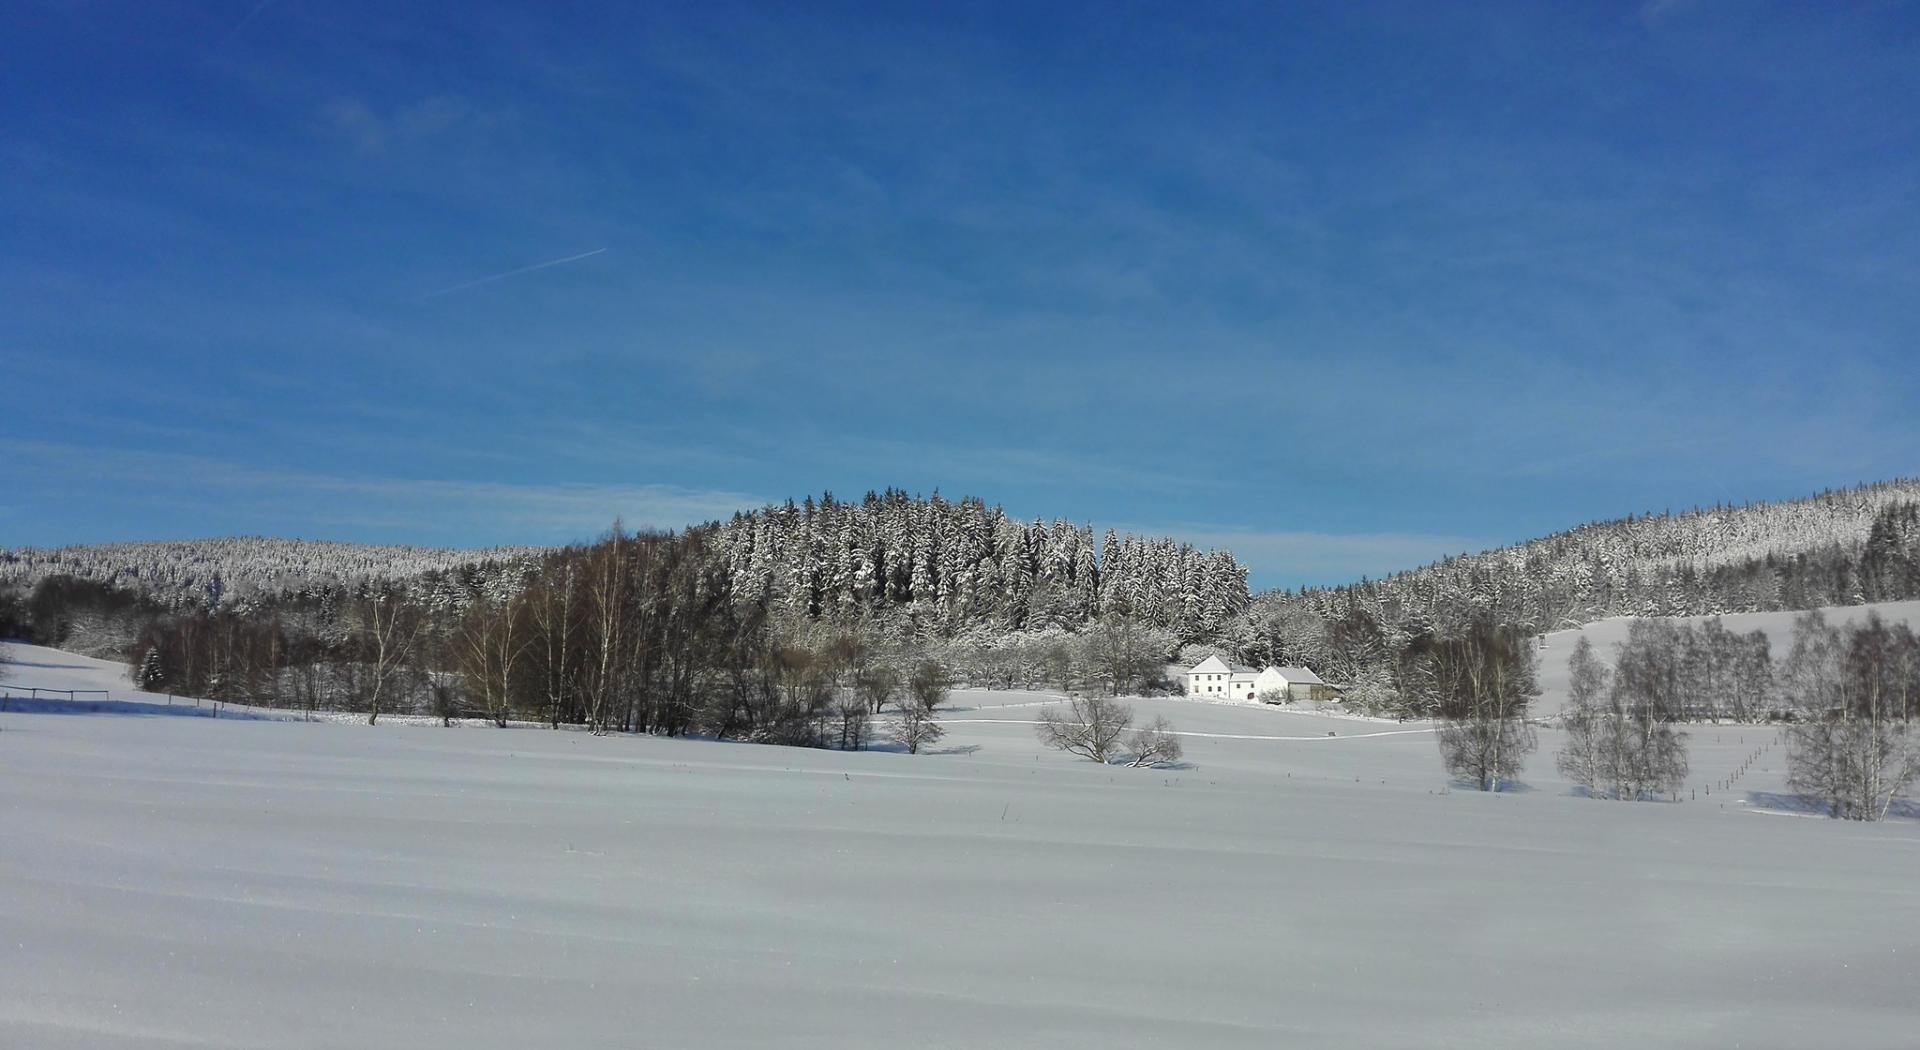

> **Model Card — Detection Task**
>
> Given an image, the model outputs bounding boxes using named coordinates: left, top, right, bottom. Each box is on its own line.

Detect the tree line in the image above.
left=2, top=523, right=1188, bottom=746
left=1412, top=612, right=1920, bottom=820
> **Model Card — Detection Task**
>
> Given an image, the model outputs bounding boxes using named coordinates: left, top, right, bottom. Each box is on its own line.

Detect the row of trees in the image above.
left=1417, top=612, right=1920, bottom=820
left=73, top=523, right=1190, bottom=755
left=1557, top=636, right=1690, bottom=801
left=1780, top=613, right=1920, bottom=820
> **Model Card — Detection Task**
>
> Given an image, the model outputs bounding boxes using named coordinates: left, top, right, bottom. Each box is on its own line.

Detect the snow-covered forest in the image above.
left=710, top=489, right=1251, bottom=640
left=1220, top=480, right=1920, bottom=684
left=0, top=490, right=1251, bottom=654
left=0, top=537, right=540, bottom=610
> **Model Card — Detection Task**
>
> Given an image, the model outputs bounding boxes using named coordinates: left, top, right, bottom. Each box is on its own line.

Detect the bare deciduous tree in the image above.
left=454, top=594, right=531, bottom=727
left=1036, top=694, right=1135, bottom=764
left=833, top=692, right=872, bottom=750
left=354, top=591, right=422, bottom=726
left=1077, top=617, right=1175, bottom=697
left=856, top=664, right=901, bottom=715
left=907, top=659, right=950, bottom=713
left=1551, top=637, right=1689, bottom=802
left=1785, top=612, right=1920, bottom=820
left=1126, top=716, right=1184, bottom=767
left=1408, top=621, right=1539, bottom=791
left=886, top=658, right=950, bottom=755
left=1555, top=629, right=1691, bottom=801
left=887, top=697, right=944, bottom=754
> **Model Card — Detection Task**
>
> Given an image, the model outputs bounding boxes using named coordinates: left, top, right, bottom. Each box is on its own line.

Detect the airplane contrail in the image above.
left=224, top=0, right=279, bottom=41
left=421, top=247, right=609, bottom=299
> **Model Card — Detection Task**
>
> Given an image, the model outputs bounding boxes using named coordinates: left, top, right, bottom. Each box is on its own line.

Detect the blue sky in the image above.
left=4, top=1, right=1918, bottom=590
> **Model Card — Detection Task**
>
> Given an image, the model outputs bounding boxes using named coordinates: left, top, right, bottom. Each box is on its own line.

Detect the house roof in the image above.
left=1273, top=666, right=1325, bottom=685
left=1186, top=656, right=1260, bottom=675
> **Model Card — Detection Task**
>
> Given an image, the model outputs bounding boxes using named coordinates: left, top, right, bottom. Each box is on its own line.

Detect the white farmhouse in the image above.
left=1184, top=654, right=1260, bottom=701
left=1184, top=657, right=1330, bottom=704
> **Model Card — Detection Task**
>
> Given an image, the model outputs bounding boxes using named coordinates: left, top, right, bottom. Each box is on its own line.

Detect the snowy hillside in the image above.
left=1230, top=480, right=1920, bottom=683
left=1, top=649, right=1914, bottom=1048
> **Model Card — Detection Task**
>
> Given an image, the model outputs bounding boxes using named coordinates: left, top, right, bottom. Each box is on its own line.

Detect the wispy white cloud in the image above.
left=317, top=94, right=493, bottom=155
left=0, top=441, right=758, bottom=544
left=1639, top=0, right=1696, bottom=26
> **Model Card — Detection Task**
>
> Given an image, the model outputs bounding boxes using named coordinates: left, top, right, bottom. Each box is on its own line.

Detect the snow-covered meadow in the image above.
left=3, top=641, right=1916, bottom=1048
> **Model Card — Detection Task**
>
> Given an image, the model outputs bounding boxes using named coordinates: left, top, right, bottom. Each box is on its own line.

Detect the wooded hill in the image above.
left=1243, top=479, right=1920, bottom=641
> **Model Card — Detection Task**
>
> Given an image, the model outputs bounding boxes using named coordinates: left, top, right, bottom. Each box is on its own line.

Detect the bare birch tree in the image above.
left=1409, top=622, right=1539, bottom=790
left=1786, top=613, right=1920, bottom=819
left=1556, top=635, right=1609, bottom=794
left=454, top=593, right=531, bottom=727
left=354, top=591, right=422, bottom=726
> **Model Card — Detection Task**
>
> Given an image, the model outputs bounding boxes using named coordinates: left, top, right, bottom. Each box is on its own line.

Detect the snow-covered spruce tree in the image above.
left=135, top=646, right=165, bottom=691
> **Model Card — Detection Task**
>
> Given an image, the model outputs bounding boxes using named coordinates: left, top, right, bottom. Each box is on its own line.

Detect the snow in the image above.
left=1533, top=598, right=1920, bottom=717
left=4, top=642, right=1918, bottom=1048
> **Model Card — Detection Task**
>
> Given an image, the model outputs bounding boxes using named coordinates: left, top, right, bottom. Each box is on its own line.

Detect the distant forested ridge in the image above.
left=0, top=537, right=540, bottom=611
left=1237, top=480, right=1920, bottom=644
left=1221, top=480, right=1920, bottom=700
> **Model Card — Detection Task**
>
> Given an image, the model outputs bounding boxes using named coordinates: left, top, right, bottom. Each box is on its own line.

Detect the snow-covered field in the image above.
left=3, top=641, right=1917, bottom=1048
left=1533, top=599, right=1920, bottom=717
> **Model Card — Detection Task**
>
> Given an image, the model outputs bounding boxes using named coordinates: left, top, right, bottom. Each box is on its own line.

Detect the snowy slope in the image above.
left=4, top=640, right=183, bottom=699
left=1533, top=598, right=1920, bottom=716
left=3, top=646, right=1916, bottom=1049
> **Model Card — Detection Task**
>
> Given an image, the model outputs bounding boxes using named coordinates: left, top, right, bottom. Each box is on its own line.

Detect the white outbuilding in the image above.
left=1257, top=666, right=1328, bottom=703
